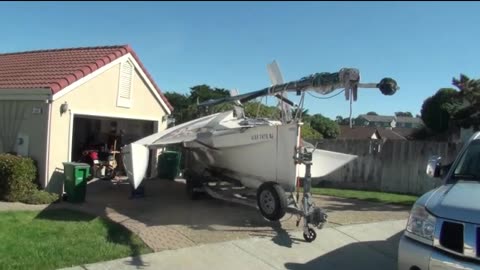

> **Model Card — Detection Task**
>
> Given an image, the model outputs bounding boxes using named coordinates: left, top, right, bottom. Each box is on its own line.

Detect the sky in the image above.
left=0, top=1, right=479, bottom=119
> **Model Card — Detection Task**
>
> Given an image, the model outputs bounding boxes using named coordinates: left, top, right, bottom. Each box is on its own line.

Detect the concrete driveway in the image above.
left=45, top=178, right=410, bottom=252
left=61, top=219, right=407, bottom=270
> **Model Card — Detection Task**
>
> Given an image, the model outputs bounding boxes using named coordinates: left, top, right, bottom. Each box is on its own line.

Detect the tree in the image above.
left=366, top=111, right=378, bottom=116
left=443, top=74, right=480, bottom=128
left=420, top=88, right=458, bottom=133
left=188, top=84, right=230, bottom=104
left=310, top=114, right=340, bottom=139
left=292, top=108, right=309, bottom=117
left=291, top=108, right=310, bottom=121
left=301, top=123, right=323, bottom=141
left=335, top=115, right=351, bottom=125
left=166, top=85, right=232, bottom=124
left=244, top=102, right=279, bottom=119
left=452, top=74, right=480, bottom=106
left=163, top=92, right=190, bottom=124
left=395, top=112, right=413, bottom=117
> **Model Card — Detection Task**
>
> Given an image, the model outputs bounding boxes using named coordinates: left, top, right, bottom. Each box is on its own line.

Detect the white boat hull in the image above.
left=122, top=143, right=150, bottom=189
left=184, top=122, right=357, bottom=192
left=185, top=122, right=300, bottom=192
left=121, top=111, right=357, bottom=192
left=297, top=149, right=357, bottom=180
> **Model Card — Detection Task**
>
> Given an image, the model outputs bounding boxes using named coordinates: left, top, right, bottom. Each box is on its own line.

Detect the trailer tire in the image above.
left=257, top=182, right=287, bottom=221
left=303, top=228, right=317, bottom=242
left=185, top=171, right=203, bottom=200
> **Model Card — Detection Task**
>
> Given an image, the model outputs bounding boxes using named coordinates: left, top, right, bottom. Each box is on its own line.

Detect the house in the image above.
left=355, top=115, right=396, bottom=128
left=355, top=114, right=424, bottom=129
left=336, top=125, right=407, bottom=153
left=0, top=45, right=173, bottom=192
left=395, top=116, right=424, bottom=128
left=338, top=126, right=407, bottom=141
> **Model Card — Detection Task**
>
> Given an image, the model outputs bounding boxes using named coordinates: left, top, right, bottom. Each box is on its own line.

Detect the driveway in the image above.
left=43, top=178, right=410, bottom=252
left=61, top=219, right=407, bottom=270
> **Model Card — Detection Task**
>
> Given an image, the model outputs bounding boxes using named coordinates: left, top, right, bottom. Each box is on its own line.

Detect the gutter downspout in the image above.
left=44, top=97, right=53, bottom=189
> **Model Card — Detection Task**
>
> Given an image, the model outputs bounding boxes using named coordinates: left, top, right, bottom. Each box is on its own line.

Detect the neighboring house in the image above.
left=395, top=116, right=424, bottom=128
left=355, top=114, right=424, bottom=129
left=355, top=115, right=396, bottom=128
left=338, top=126, right=407, bottom=141
left=0, top=45, right=173, bottom=192
left=337, top=125, right=406, bottom=154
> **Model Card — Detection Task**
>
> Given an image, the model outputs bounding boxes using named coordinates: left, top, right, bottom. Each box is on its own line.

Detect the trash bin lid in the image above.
left=63, top=162, right=90, bottom=167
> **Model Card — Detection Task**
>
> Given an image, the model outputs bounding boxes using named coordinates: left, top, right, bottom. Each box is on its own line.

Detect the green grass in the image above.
left=0, top=209, right=152, bottom=270
left=310, top=187, right=418, bottom=206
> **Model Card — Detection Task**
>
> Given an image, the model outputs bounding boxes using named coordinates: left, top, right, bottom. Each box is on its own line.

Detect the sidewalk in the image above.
left=60, top=219, right=406, bottom=270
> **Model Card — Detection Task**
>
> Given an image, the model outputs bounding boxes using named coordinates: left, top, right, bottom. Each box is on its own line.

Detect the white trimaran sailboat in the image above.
left=122, top=63, right=398, bottom=242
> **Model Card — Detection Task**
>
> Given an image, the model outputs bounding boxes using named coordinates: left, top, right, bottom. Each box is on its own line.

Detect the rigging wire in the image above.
left=306, top=89, right=354, bottom=127
left=294, top=92, right=306, bottom=121
left=306, top=89, right=345, bottom=99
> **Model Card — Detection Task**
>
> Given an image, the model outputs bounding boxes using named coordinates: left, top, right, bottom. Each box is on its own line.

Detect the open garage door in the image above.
left=71, top=115, right=156, bottom=178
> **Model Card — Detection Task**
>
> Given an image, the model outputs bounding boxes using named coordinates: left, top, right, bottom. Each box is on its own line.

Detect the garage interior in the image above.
left=71, top=115, right=156, bottom=177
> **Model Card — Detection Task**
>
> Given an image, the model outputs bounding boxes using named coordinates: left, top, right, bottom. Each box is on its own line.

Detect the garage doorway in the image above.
left=71, top=115, right=156, bottom=177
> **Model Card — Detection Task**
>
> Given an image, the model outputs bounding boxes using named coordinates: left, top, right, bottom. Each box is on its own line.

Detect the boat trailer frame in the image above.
left=183, top=144, right=327, bottom=242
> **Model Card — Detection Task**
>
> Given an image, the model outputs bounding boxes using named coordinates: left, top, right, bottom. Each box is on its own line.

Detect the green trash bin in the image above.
left=63, top=162, right=90, bottom=203
left=157, top=151, right=181, bottom=180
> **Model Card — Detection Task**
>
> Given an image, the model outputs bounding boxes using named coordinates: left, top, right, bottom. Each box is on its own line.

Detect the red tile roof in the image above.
left=0, top=45, right=173, bottom=111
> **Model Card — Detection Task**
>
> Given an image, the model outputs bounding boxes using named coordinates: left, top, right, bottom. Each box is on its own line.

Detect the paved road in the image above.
left=61, top=219, right=406, bottom=270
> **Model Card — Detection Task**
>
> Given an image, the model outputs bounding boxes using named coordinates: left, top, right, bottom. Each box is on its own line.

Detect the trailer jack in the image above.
left=293, top=145, right=328, bottom=242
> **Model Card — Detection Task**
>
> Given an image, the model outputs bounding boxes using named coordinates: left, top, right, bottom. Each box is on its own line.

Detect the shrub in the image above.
left=0, top=154, right=38, bottom=202
left=21, top=190, right=59, bottom=205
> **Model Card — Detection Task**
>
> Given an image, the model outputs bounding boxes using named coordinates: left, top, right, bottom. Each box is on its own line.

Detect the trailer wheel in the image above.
left=303, top=228, right=317, bottom=242
left=185, top=171, right=202, bottom=200
left=257, top=182, right=287, bottom=221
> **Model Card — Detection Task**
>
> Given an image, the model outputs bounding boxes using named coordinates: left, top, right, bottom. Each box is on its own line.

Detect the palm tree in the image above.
left=449, top=74, right=480, bottom=128
left=452, top=74, right=480, bottom=105
left=291, top=108, right=309, bottom=117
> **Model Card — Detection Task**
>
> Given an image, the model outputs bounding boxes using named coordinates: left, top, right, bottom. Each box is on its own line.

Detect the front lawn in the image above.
left=310, top=187, right=418, bottom=206
left=0, top=209, right=151, bottom=270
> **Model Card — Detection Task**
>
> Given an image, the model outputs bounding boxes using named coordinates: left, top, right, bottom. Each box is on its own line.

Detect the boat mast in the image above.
left=198, top=68, right=399, bottom=110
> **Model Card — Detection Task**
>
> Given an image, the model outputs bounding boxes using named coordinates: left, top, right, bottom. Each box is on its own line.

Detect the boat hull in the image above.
left=122, top=115, right=358, bottom=192
left=122, top=143, right=150, bottom=189
left=185, top=122, right=301, bottom=192
left=184, top=123, right=357, bottom=192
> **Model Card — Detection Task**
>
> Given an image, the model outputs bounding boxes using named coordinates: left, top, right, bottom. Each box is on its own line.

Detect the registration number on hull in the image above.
left=251, top=133, right=274, bottom=141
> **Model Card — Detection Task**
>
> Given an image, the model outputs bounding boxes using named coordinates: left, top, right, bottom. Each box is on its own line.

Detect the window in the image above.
left=117, top=60, right=134, bottom=108
left=453, top=140, right=480, bottom=179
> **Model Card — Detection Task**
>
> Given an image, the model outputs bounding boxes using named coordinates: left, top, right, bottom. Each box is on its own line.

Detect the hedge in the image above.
left=0, top=154, right=58, bottom=204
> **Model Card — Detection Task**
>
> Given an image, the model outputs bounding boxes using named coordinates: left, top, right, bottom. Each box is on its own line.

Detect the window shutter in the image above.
left=117, top=60, right=134, bottom=107
left=119, top=61, right=133, bottom=98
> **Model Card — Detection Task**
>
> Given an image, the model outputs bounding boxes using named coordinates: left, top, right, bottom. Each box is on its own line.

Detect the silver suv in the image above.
left=398, top=132, right=480, bottom=270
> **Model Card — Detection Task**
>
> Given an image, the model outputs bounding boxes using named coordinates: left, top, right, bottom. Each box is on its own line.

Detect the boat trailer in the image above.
left=183, top=143, right=327, bottom=242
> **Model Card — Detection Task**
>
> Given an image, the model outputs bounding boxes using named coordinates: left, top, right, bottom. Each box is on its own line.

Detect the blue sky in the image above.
left=1, top=1, right=479, bottom=119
